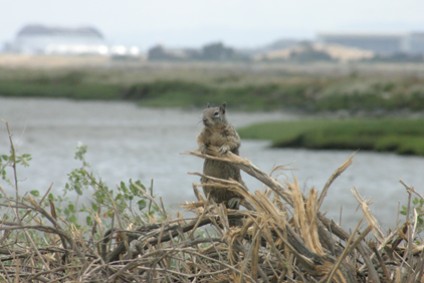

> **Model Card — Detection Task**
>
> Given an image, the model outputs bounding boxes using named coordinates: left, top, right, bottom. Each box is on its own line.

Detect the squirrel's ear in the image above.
left=207, top=103, right=211, bottom=108
left=220, top=103, right=226, bottom=113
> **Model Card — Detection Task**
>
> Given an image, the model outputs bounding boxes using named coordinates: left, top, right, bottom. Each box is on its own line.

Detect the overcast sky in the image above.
left=1, top=0, right=423, bottom=50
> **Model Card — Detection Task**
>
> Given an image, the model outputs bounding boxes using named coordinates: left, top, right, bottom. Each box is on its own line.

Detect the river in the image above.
left=1, top=97, right=423, bottom=230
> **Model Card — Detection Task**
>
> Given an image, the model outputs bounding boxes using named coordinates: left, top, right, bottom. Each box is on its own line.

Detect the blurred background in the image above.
left=1, top=0, right=424, bottom=229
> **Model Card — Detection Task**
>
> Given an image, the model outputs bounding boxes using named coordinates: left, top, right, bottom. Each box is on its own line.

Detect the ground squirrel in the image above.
left=197, top=103, right=244, bottom=209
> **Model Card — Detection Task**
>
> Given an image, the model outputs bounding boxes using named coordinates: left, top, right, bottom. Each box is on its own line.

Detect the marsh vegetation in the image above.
left=239, top=118, right=424, bottom=156
left=1, top=61, right=424, bottom=113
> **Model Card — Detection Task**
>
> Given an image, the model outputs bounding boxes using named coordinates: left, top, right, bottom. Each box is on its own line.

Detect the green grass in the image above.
left=1, top=63, right=424, bottom=112
left=238, top=118, right=424, bottom=156
left=0, top=77, right=122, bottom=100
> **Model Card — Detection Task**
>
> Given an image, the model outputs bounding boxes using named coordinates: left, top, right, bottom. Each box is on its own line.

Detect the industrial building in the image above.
left=317, top=32, right=424, bottom=55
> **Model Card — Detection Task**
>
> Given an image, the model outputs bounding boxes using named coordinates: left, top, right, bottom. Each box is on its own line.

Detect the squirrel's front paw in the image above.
left=227, top=197, right=241, bottom=209
left=199, top=145, right=208, bottom=154
left=219, top=145, right=230, bottom=155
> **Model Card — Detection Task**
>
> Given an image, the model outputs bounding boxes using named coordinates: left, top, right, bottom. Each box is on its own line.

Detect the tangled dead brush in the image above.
left=1, top=145, right=423, bottom=282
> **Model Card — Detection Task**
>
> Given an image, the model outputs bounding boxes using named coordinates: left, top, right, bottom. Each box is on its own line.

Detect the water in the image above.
left=1, top=97, right=423, bottom=230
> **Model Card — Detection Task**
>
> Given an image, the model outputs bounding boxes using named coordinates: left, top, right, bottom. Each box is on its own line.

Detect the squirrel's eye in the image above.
left=213, top=111, right=219, bottom=117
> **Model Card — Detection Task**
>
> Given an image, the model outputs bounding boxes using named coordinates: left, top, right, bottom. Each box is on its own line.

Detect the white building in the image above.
left=5, top=24, right=140, bottom=57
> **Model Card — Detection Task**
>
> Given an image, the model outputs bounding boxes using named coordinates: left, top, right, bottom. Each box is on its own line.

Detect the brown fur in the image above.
left=197, top=104, right=244, bottom=209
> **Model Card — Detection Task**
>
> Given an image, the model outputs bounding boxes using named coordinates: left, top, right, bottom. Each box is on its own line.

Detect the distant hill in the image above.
left=262, top=38, right=301, bottom=52
left=255, top=42, right=374, bottom=62
left=239, top=38, right=300, bottom=56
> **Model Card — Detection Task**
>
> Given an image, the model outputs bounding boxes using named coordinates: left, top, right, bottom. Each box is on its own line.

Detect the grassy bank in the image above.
left=1, top=62, right=424, bottom=113
left=238, top=118, right=424, bottom=156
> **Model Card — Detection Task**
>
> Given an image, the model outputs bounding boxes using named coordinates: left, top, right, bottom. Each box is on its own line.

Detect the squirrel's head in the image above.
left=202, top=103, right=227, bottom=127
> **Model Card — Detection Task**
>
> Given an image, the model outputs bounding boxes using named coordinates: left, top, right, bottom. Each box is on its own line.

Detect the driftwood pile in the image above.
left=1, top=149, right=423, bottom=282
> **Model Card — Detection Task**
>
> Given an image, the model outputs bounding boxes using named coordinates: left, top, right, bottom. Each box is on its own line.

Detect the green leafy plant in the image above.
left=59, top=143, right=164, bottom=230
left=401, top=197, right=424, bottom=233
left=1, top=132, right=164, bottom=242
left=0, top=152, right=31, bottom=184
